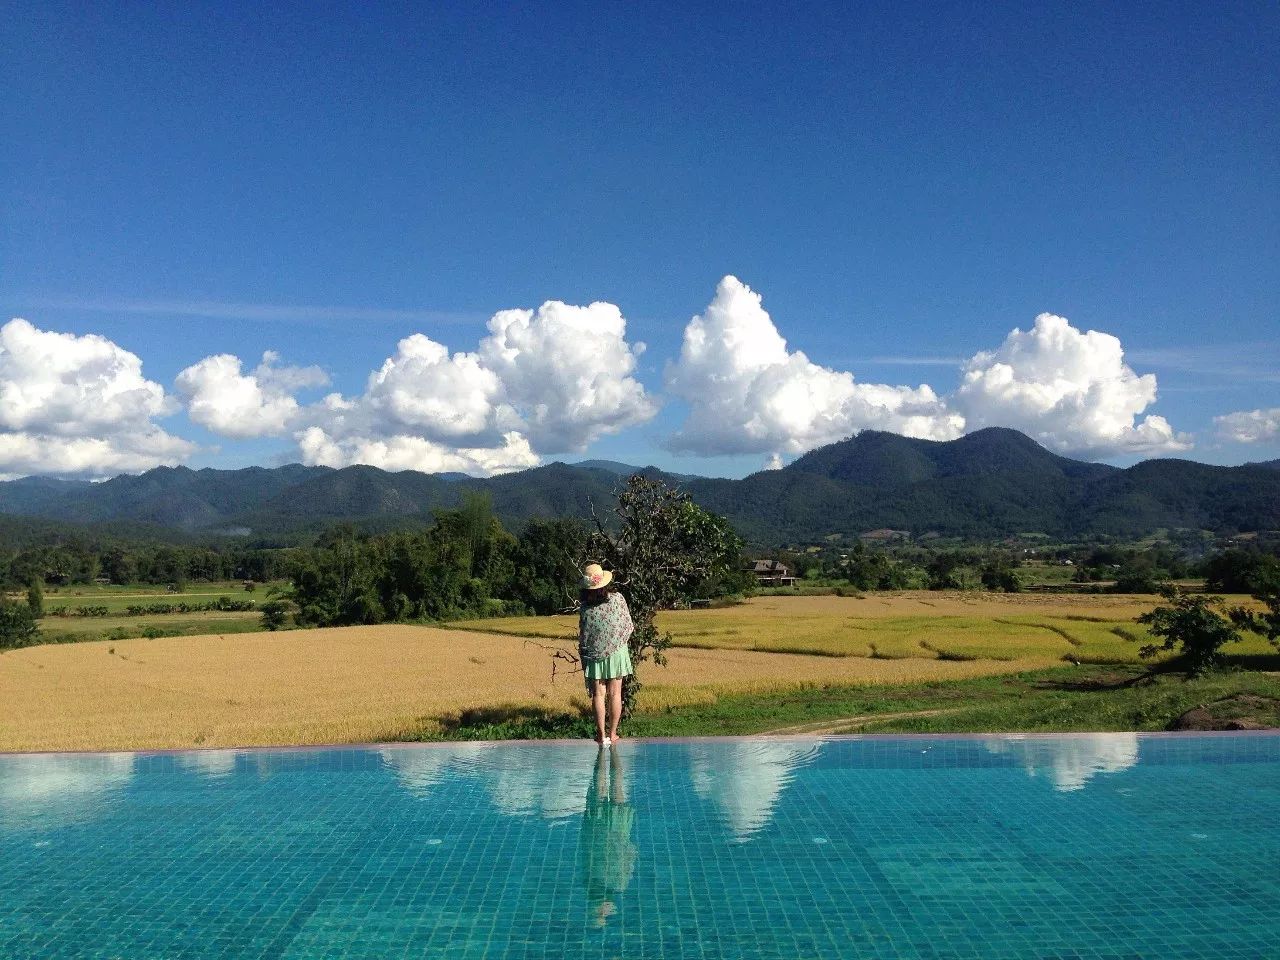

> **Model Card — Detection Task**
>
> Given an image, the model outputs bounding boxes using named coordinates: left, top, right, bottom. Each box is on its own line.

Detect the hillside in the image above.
left=2, top=429, right=1278, bottom=543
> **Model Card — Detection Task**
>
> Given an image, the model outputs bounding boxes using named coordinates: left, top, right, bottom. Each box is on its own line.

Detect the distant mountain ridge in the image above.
left=2, top=428, right=1278, bottom=543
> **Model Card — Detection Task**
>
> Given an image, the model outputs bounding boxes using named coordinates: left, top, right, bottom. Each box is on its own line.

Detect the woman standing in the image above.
left=577, top=563, right=634, bottom=747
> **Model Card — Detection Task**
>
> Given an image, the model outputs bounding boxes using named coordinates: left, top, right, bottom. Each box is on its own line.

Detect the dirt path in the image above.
left=762, top=708, right=962, bottom=736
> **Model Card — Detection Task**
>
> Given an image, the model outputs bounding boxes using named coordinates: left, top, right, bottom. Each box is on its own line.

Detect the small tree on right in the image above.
left=1137, top=584, right=1239, bottom=675
left=1228, top=567, right=1280, bottom=650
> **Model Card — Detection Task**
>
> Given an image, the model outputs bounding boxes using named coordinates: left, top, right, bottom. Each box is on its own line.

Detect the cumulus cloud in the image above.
left=666, top=277, right=964, bottom=457
left=295, top=299, right=655, bottom=475
left=297, top=426, right=539, bottom=476
left=984, top=734, right=1139, bottom=792
left=175, top=351, right=328, bottom=439
left=688, top=741, right=821, bottom=840
left=478, top=301, right=656, bottom=452
left=0, top=317, right=194, bottom=478
left=1214, top=407, right=1280, bottom=444
left=954, top=313, right=1192, bottom=457
left=665, top=280, right=1190, bottom=462
left=380, top=744, right=599, bottom=821
left=357, top=334, right=509, bottom=441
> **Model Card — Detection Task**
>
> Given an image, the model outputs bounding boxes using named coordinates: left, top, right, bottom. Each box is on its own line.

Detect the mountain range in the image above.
left=2, top=429, right=1278, bottom=544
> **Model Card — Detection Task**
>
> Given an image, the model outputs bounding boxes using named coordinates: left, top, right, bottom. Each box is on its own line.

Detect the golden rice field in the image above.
left=4, top=593, right=1270, bottom=752
left=452, top=592, right=1271, bottom=664
left=0, top=622, right=1045, bottom=752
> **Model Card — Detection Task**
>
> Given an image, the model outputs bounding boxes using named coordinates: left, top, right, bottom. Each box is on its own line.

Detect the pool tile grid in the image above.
left=2, top=733, right=1279, bottom=959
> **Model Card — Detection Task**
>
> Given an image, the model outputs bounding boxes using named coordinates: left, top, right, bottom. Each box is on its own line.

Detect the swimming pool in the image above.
left=2, top=733, right=1277, bottom=958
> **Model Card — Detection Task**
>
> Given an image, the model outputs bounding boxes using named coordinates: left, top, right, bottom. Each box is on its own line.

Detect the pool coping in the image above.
left=3, top=727, right=1279, bottom=758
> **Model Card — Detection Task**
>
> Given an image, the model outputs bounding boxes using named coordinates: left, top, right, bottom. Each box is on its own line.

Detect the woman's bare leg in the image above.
left=590, top=679, right=608, bottom=745
left=606, top=677, right=624, bottom=743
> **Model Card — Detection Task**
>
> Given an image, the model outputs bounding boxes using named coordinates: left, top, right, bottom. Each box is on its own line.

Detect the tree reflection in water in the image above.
left=578, top=748, right=637, bottom=928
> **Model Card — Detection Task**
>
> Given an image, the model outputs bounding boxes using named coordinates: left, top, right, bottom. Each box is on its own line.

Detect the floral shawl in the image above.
left=578, top=592, right=634, bottom=663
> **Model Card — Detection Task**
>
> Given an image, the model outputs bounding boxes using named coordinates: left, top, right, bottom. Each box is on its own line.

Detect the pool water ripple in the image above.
left=1, top=733, right=1278, bottom=959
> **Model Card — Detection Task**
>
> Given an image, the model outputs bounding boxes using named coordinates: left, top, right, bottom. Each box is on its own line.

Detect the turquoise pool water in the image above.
left=2, top=734, right=1278, bottom=958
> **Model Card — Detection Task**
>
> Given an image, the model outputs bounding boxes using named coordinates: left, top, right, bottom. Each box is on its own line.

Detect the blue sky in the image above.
left=2, top=0, right=1277, bottom=479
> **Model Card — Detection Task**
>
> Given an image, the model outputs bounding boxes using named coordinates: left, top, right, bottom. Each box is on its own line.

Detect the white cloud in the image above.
left=0, top=754, right=136, bottom=828
left=955, top=313, right=1191, bottom=457
left=1215, top=407, right=1280, bottom=444
left=175, top=750, right=238, bottom=778
left=665, top=281, right=1190, bottom=463
left=666, top=276, right=964, bottom=457
left=297, top=426, right=539, bottom=476
left=688, top=741, right=820, bottom=840
left=984, top=734, right=1139, bottom=792
left=0, top=433, right=193, bottom=481
left=362, top=335, right=507, bottom=440
left=0, top=317, right=194, bottom=478
left=296, top=298, right=655, bottom=475
left=478, top=301, right=657, bottom=453
left=379, top=744, right=598, bottom=821
left=176, top=351, right=328, bottom=439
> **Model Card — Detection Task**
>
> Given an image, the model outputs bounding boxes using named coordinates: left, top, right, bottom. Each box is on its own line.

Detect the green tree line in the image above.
left=283, top=489, right=750, bottom=631
left=0, top=541, right=289, bottom=590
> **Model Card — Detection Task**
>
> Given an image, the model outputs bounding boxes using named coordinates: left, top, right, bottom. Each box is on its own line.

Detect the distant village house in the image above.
left=748, top=559, right=797, bottom=587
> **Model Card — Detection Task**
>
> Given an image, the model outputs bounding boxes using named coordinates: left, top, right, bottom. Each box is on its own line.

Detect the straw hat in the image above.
left=581, top=563, right=614, bottom=590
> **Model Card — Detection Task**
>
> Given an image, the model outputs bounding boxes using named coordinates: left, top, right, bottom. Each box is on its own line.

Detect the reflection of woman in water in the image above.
left=578, top=746, right=637, bottom=928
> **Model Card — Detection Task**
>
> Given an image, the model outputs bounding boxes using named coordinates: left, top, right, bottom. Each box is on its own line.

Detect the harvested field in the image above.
left=0, top=624, right=1050, bottom=752
left=7, top=593, right=1272, bottom=752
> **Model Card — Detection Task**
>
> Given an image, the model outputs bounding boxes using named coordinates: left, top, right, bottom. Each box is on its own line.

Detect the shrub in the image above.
left=26, top=578, right=44, bottom=618
left=1229, top=574, right=1280, bottom=649
left=0, top=598, right=40, bottom=650
left=260, top=600, right=290, bottom=632
left=1137, top=584, right=1239, bottom=675
left=1203, top=550, right=1280, bottom=594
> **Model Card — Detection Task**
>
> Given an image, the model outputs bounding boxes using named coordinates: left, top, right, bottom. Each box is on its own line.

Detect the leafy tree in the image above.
left=1204, top=550, right=1280, bottom=594
left=0, top=598, right=39, bottom=650
left=979, top=554, right=1021, bottom=593
left=1137, top=584, right=1240, bottom=675
left=588, top=475, right=742, bottom=715
left=26, top=577, right=44, bottom=618
left=290, top=530, right=384, bottom=626
left=1228, top=565, right=1280, bottom=649
left=841, top=543, right=913, bottom=591
left=510, top=518, right=590, bottom=614
left=259, top=599, right=289, bottom=631
left=1109, top=559, right=1164, bottom=594
left=926, top=551, right=977, bottom=590
left=100, top=548, right=138, bottom=585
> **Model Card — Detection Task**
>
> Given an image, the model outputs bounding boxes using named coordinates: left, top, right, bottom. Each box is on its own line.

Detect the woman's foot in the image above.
left=607, top=732, right=621, bottom=744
